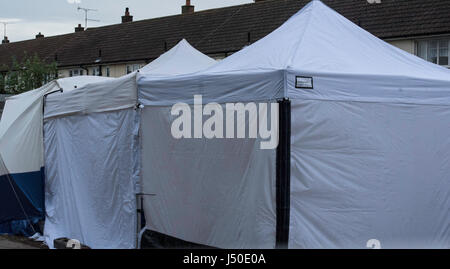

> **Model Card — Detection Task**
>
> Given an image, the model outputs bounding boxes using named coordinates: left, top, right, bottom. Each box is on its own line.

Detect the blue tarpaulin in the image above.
left=0, top=169, right=45, bottom=236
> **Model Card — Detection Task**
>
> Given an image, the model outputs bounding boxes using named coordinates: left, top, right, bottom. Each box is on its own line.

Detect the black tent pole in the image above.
left=276, top=98, right=291, bottom=249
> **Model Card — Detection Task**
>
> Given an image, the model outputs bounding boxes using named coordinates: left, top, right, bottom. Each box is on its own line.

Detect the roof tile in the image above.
left=1, top=0, right=449, bottom=71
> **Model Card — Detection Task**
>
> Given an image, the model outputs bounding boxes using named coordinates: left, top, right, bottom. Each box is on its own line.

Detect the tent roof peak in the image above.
left=139, top=38, right=216, bottom=75
left=205, top=0, right=450, bottom=80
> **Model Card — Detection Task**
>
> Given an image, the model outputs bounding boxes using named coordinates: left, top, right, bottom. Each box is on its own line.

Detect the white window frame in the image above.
left=70, top=69, right=84, bottom=77
left=126, top=64, right=142, bottom=74
left=92, top=66, right=101, bottom=76
left=416, top=38, right=450, bottom=68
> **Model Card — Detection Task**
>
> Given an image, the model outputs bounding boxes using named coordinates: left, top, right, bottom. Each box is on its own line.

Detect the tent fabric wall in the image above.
left=290, top=99, right=450, bottom=248
left=140, top=106, right=277, bottom=248
left=42, top=76, right=140, bottom=248
left=43, top=109, right=139, bottom=249
left=42, top=76, right=143, bottom=248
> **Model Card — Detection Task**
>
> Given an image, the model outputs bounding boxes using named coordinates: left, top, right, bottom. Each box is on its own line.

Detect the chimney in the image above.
left=75, top=24, right=84, bottom=32
left=182, top=0, right=194, bottom=14
left=36, top=32, right=44, bottom=39
left=2, top=36, right=9, bottom=44
left=122, top=7, right=133, bottom=23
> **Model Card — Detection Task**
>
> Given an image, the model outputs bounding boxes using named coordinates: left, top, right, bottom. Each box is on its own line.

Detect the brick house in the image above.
left=0, top=0, right=449, bottom=80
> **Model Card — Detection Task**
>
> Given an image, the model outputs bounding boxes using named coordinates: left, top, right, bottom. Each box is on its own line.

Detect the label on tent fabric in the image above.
left=295, top=76, right=313, bottom=89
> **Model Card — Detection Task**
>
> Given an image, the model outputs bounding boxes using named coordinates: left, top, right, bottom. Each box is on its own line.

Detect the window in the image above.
left=417, top=39, right=449, bottom=66
left=106, top=67, right=111, bottom=77
left=92, top=66, right=101, bottom=76
left=126, top=64, right=142, bottom=74
left=69, top=69, right=84, bottom=77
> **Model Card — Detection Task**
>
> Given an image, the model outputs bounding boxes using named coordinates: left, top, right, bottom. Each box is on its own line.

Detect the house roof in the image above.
left=0, top=34, right=75, bottom=71
left=0, top=0, right=449, bottom=72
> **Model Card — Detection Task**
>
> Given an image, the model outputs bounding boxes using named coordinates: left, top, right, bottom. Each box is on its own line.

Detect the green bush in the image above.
left=4, top=54, right=58, bottom=94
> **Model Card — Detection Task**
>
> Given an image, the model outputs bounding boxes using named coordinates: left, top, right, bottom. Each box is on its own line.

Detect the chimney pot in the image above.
left=182, top=0, right=195, bottom=14
left=122, top=7, right=133, bottom=23
left=36, top=32, right=44, bottom=39
left=2, top=36, right=9, bottom=44
left=75, top=24, right=85, bottom=32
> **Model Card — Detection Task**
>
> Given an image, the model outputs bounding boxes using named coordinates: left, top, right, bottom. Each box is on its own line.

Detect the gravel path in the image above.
left=0, top=235, right=47, bottom=249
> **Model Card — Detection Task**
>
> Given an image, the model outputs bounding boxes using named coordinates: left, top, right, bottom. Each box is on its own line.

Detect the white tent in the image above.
left=0, top=76, right=112, bottom=234
left=42, top=39, right=216, bottom=249
left=137, top=1, right=450, bottom=248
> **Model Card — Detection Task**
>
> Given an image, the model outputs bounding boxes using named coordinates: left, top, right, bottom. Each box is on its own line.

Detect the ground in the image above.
left=0, top=235, right=48, bottom=249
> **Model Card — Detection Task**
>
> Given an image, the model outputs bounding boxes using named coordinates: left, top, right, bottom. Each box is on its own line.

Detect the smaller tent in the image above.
left=42, top=39, right=216, bottom=249
left=0, top=76, right=111, bottom=235
left=139, top=39, right=217, bottom=75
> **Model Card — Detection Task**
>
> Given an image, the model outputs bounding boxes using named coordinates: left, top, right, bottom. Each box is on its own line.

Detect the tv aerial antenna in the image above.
left=77, top=6, right=100, bottom=29
left=0, top=21, right=16, bottom=40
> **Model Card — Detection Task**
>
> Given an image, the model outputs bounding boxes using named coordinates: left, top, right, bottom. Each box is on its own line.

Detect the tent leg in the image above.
left=136, top=194, right=143, bottom=249
left=276, top=98, right=291, bottom=249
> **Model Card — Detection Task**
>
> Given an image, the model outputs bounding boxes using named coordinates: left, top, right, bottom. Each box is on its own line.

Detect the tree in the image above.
left=0, top=72, right=5, bottom=94
left=0, top=63, right=7, bottom=94
left=4, top=54, right=58, bottom=94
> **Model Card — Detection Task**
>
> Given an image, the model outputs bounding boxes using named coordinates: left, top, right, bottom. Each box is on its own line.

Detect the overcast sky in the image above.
left=0, top=0, right=253, bottom=42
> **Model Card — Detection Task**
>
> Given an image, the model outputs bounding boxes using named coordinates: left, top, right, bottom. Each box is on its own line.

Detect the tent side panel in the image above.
left=43, top=109, right=138, bottom=249
left=9, top=169, right=46, bottom=213
left=290, top=98, right=450, bottom=249
left=0, top=172, right=43, bottom=235
left=0, top=88, right=48, bottom=235
left=140, top=106, right=277, bottom=249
